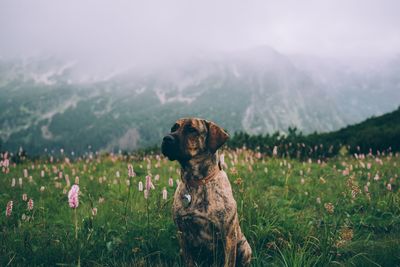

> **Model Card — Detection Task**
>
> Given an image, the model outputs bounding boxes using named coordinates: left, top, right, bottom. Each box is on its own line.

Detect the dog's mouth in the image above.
left=161, top=135, right=179, bottom=160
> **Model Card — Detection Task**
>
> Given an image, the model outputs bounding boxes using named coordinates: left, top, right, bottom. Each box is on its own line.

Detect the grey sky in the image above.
left=1, top=0, right=399, bottom=67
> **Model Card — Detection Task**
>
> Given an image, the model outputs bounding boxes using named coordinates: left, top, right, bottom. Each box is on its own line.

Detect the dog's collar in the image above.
left=187, top=166, right=220, bottom=187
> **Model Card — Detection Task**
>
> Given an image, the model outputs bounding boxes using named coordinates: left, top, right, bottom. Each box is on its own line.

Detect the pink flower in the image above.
left=28, top=198, right=34, bottom=211
left=22, top=193, right=28, bottom=201
left=162, top=187, right=167, bottom=200
left=128, top=164, right=136, bottom=177
left=68, top=184, right=80, bottom=208
left=168, top=177, right=174, bottom=187
left=146, top=175, right=154, bottom=190
left=6, top=200, right=13, bottom=217
left=92, top=207, right=97, bottom=216
left=3, top=158, right=9, bottom=168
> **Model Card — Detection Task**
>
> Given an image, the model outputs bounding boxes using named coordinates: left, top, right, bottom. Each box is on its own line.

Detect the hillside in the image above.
left=0, top=48, right=400, bottom=155
left=228, top=107, right=400, bottom=157
left=319, top=106, right=400, bottom=153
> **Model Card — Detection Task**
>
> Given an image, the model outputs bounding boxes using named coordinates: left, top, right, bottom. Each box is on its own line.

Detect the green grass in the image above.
left=1, top=149, right=400, bottom=266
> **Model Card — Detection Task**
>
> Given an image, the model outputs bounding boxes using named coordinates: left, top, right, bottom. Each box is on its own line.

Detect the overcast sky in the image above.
left=1, top=0, right=399, bottom=67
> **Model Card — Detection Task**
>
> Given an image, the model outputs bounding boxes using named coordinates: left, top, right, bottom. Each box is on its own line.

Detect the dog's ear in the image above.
left=205, top=120, right=229, bottom=153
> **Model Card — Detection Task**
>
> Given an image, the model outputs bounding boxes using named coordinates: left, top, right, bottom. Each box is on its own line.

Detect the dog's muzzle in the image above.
left=161, top=134, right=178, bottom=160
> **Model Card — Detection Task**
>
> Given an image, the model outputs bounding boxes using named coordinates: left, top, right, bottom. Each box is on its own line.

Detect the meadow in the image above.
left=1, top=148, right=399, bottom=266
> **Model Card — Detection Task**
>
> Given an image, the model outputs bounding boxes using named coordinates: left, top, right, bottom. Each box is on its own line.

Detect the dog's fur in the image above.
left=161, top=118, right=252, bottom=267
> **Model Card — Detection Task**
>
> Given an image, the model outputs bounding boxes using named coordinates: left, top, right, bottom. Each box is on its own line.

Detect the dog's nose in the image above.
left=163, top=135, right=175, bottom=144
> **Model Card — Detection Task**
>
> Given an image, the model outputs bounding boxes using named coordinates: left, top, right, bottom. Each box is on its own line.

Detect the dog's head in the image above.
left=161, top=118, right=229, bottom=161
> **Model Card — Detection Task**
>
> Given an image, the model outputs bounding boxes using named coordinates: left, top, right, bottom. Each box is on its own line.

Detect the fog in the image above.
left=1, top=0, right=400, bottom=69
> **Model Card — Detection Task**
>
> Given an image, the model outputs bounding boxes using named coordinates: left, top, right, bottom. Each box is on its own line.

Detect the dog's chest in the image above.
left=173, top=176, right=236, bottom=247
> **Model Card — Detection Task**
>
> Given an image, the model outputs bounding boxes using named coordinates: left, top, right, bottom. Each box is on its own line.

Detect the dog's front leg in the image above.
left=223, top=224, right=238, bottom=267
left=177, top=231, right=196, bottom=267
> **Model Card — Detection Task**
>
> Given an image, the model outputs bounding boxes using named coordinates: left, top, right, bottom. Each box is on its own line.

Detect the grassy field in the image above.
left=1, top=149, right=400, bottom=266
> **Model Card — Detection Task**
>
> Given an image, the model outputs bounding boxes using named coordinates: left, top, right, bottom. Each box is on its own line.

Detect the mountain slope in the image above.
left=0, top=48, right=399, bottom=155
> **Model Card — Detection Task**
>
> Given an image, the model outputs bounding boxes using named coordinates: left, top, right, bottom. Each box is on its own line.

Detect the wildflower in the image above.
left=234, top=177, right=243, bottom=186
left=23, top=169, right=28, bottom=178
left=41, top=170, right=45, bottom=177
left=155, top=174, right=160, bottom=181
left=364, top=185, right=369, bottom=193
left=374, top=173, right=380, bottom=181
left=65, top=175, right=71, bottom=187
left=98, top=197, right=105, bottom=204
left=68, top=185, right=80, bottom=208
left=336, top=226, right=354, bottom=248
left=75, top=176, right=79, bottom=184
left=116, top=171, right=120, bottom=178
left=18, top=177, right=23, bottom=187
left=3, top=158, right=9, bottom=168
left=146, top=175, right=154, bottom=190
left=11, top=178, right=16, bottom=187
left=144, top=189, right=148, bottom=199
left=387, top=183, right=392, bottom=191
left=6, top=201, right=13, bottom=217
left=168, top=177, right=174, bottom=187
left=92, top=207, right=97, bottom=216
left=128, top=164, right=136, bottom=177
left=229, top=167, right=238, bottom=175
left=162, top=187, right=167, bottom=200
left=40, top=186, right=45, bottom=192
left=359, top=161, right=365, bottom=168
left=316, top=197, right=321, bottom=204
left=300, top=178, right=305, bottom=185
left=272, top=146, right=278, bottom=157
left=22, top=193, right=28, bottom=201
left=138, top=181, right=143, bottom=191
left=324, top=202, right=334, bottom=214
left=28, top=198, right=34, bottom=211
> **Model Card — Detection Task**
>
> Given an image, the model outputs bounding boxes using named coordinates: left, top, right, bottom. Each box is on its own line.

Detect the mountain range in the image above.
left=0, top=46, right=399, bottom=155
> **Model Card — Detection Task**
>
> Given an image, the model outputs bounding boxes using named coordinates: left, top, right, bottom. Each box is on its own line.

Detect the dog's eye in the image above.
left=171, top=123, right=179, bottom=132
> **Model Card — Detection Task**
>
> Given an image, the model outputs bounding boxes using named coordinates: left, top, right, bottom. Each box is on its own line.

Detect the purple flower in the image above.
left=68, top=184, right=80, bottom=208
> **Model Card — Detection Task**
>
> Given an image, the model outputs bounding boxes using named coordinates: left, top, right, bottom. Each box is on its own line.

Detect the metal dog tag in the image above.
left=182, top=194, right=191, bottom=208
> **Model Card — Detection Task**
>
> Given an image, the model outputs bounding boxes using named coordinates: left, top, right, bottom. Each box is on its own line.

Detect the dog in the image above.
left=161, top=118, right=252, bottom=267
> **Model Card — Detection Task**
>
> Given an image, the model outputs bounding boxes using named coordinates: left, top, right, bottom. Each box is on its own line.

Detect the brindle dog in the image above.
left=161, top=118, right=252, bottom=267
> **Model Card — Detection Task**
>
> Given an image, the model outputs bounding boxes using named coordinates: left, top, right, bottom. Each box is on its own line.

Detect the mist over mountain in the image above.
left=1, top=46, right=399, bottom=155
